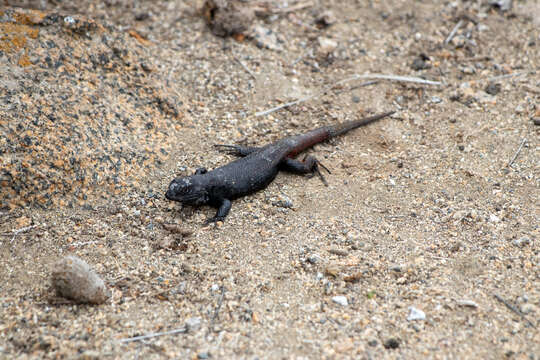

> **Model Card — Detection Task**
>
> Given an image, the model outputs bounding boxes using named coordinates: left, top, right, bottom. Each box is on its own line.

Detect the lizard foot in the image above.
left=308, top=159, right=331, bottom=186
left=314, top=166, right=328, bottom=186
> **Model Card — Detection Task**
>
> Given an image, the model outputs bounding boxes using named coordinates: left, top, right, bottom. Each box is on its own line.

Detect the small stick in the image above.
left=271, top=1, right=313, bottom=14
left=253, top=1, right=313, bottom=16
left=461, top=56, right=492, bottom=62
left=119, top=326, right=187, bottom=343
left=493, top=293, right=535, bottom=328
left=487, top=72, right=528, bottom=82
left=210, top=286, right=225, bottom=327
left=10, top=225, right=38, bottom=243
left=255, top=73, right=441, bottom=117
left=507, top=138, right=526, bottom=168
left=335, top=80, right=378, bottom=94
left=348, top=73, right=442, bottom=86
left=444, top=19, right=464, bottom=45
left=234, top=57, right=256, bottom=80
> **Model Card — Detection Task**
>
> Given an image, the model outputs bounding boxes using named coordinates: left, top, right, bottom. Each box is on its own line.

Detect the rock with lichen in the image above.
left=0, top=7, right=186, bottom=210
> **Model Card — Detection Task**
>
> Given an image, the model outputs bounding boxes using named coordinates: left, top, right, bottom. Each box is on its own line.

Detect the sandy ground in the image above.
left=1, top=0, right=539, bottom=359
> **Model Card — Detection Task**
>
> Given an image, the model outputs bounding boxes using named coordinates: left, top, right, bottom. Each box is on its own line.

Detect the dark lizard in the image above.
left=165, top=111, right=394, bottom=223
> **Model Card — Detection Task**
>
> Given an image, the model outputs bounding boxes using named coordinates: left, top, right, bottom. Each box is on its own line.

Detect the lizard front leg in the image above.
left=214, top=144, right=260, bottom=157
left=280, top=156, right=331, bottom=186
left=204, top=198, right=232, bottom=224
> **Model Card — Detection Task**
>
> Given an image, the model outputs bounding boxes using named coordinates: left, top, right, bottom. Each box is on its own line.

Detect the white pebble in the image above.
left=332, top=296, right=348, bottom=306
left=407, top=306, right=426, bottom=321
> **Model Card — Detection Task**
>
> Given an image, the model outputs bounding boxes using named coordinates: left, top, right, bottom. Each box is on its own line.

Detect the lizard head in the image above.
left=165, top=176, right=210, bottom=205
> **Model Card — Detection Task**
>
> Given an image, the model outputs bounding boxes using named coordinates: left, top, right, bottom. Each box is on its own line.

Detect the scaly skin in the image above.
left=165, top=111, right=394, bottom=223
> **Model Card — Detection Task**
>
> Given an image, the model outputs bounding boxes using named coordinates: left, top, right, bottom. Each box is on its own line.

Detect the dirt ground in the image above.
left=1, top=0, right=539, bottom=359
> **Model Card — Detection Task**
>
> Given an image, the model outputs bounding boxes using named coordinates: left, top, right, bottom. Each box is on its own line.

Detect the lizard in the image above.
left=165, top=111, right=394, bottom=223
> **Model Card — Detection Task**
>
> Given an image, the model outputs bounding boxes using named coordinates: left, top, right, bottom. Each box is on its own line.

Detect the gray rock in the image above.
left=51, top=256, right=109, bottom=304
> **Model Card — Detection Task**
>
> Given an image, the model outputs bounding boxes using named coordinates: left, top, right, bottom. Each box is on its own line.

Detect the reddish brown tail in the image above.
left=329, top=111, right=395, bottom=138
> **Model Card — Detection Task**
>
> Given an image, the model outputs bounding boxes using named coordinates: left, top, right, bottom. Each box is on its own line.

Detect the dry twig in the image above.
left=255, top=73, right=441, bottom=117
left=493, top=293, right=535, bottom=328
left=7, top=225, right=38, bottom=243
left=234, top=57, right=256, bottom=79
left=254, top=1, right=313, bottom=15
left=119, top=326, right=188, bottom=343
left=210, top=285, right=226, bottom=329
left=444, top=19, right=464, bottom=45
left=507, top=138, right=527, bottom=168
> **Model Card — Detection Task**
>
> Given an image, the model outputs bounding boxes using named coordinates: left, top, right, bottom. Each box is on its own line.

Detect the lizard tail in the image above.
left=329, top=111, right=395, bottom=138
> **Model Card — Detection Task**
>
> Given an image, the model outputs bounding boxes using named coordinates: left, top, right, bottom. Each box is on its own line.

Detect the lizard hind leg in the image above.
left=214, top=144, right=260, bottom=157
left=281, top=155, right=331, bottom=186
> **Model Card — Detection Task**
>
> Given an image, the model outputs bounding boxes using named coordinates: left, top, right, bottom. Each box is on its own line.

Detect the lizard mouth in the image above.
left=165, top=189, right=177, bottom=201
left=165, top=190, right=207, bottom=204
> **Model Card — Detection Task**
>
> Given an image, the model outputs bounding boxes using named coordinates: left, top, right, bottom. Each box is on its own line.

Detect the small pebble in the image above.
left=197, top=352, right=211, bottom=359
left=324, top=264, right=340, bottom=277
left=411, top=57, right=431, bottom=71
left=532, top=117, right=540, bottom=126
left=272, top=195, right=293, bottom=209
left=489, top=0, right=513, bottom=11
left=328, top=248, right=348, bottom=256
left=77, top=350, right=101, bottom=360
left=512, top=237, right=530, bottom=247
left=520, top=303, right=536, bottom=314
left=252, top=25, right=283, bottom=51
left=383, top=337, right=400, bottom=349
left=407, top=306, right=426, bottom=321
left=51, top=256, right=109, bottom=304
left=185, top=317, right=202, bottom=332
left=161, top=223, right=193, bottom=236
left=202, top=0, right=254, bottom=37
left=307, top=254, right=322, bottom=264
left=318, top=37, right=338, bottom=54
left=332, top=296, right=348, bottom=306
left=485, top=82, right=501, bottom=95
left=315, top=10, right=336, bottom=28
